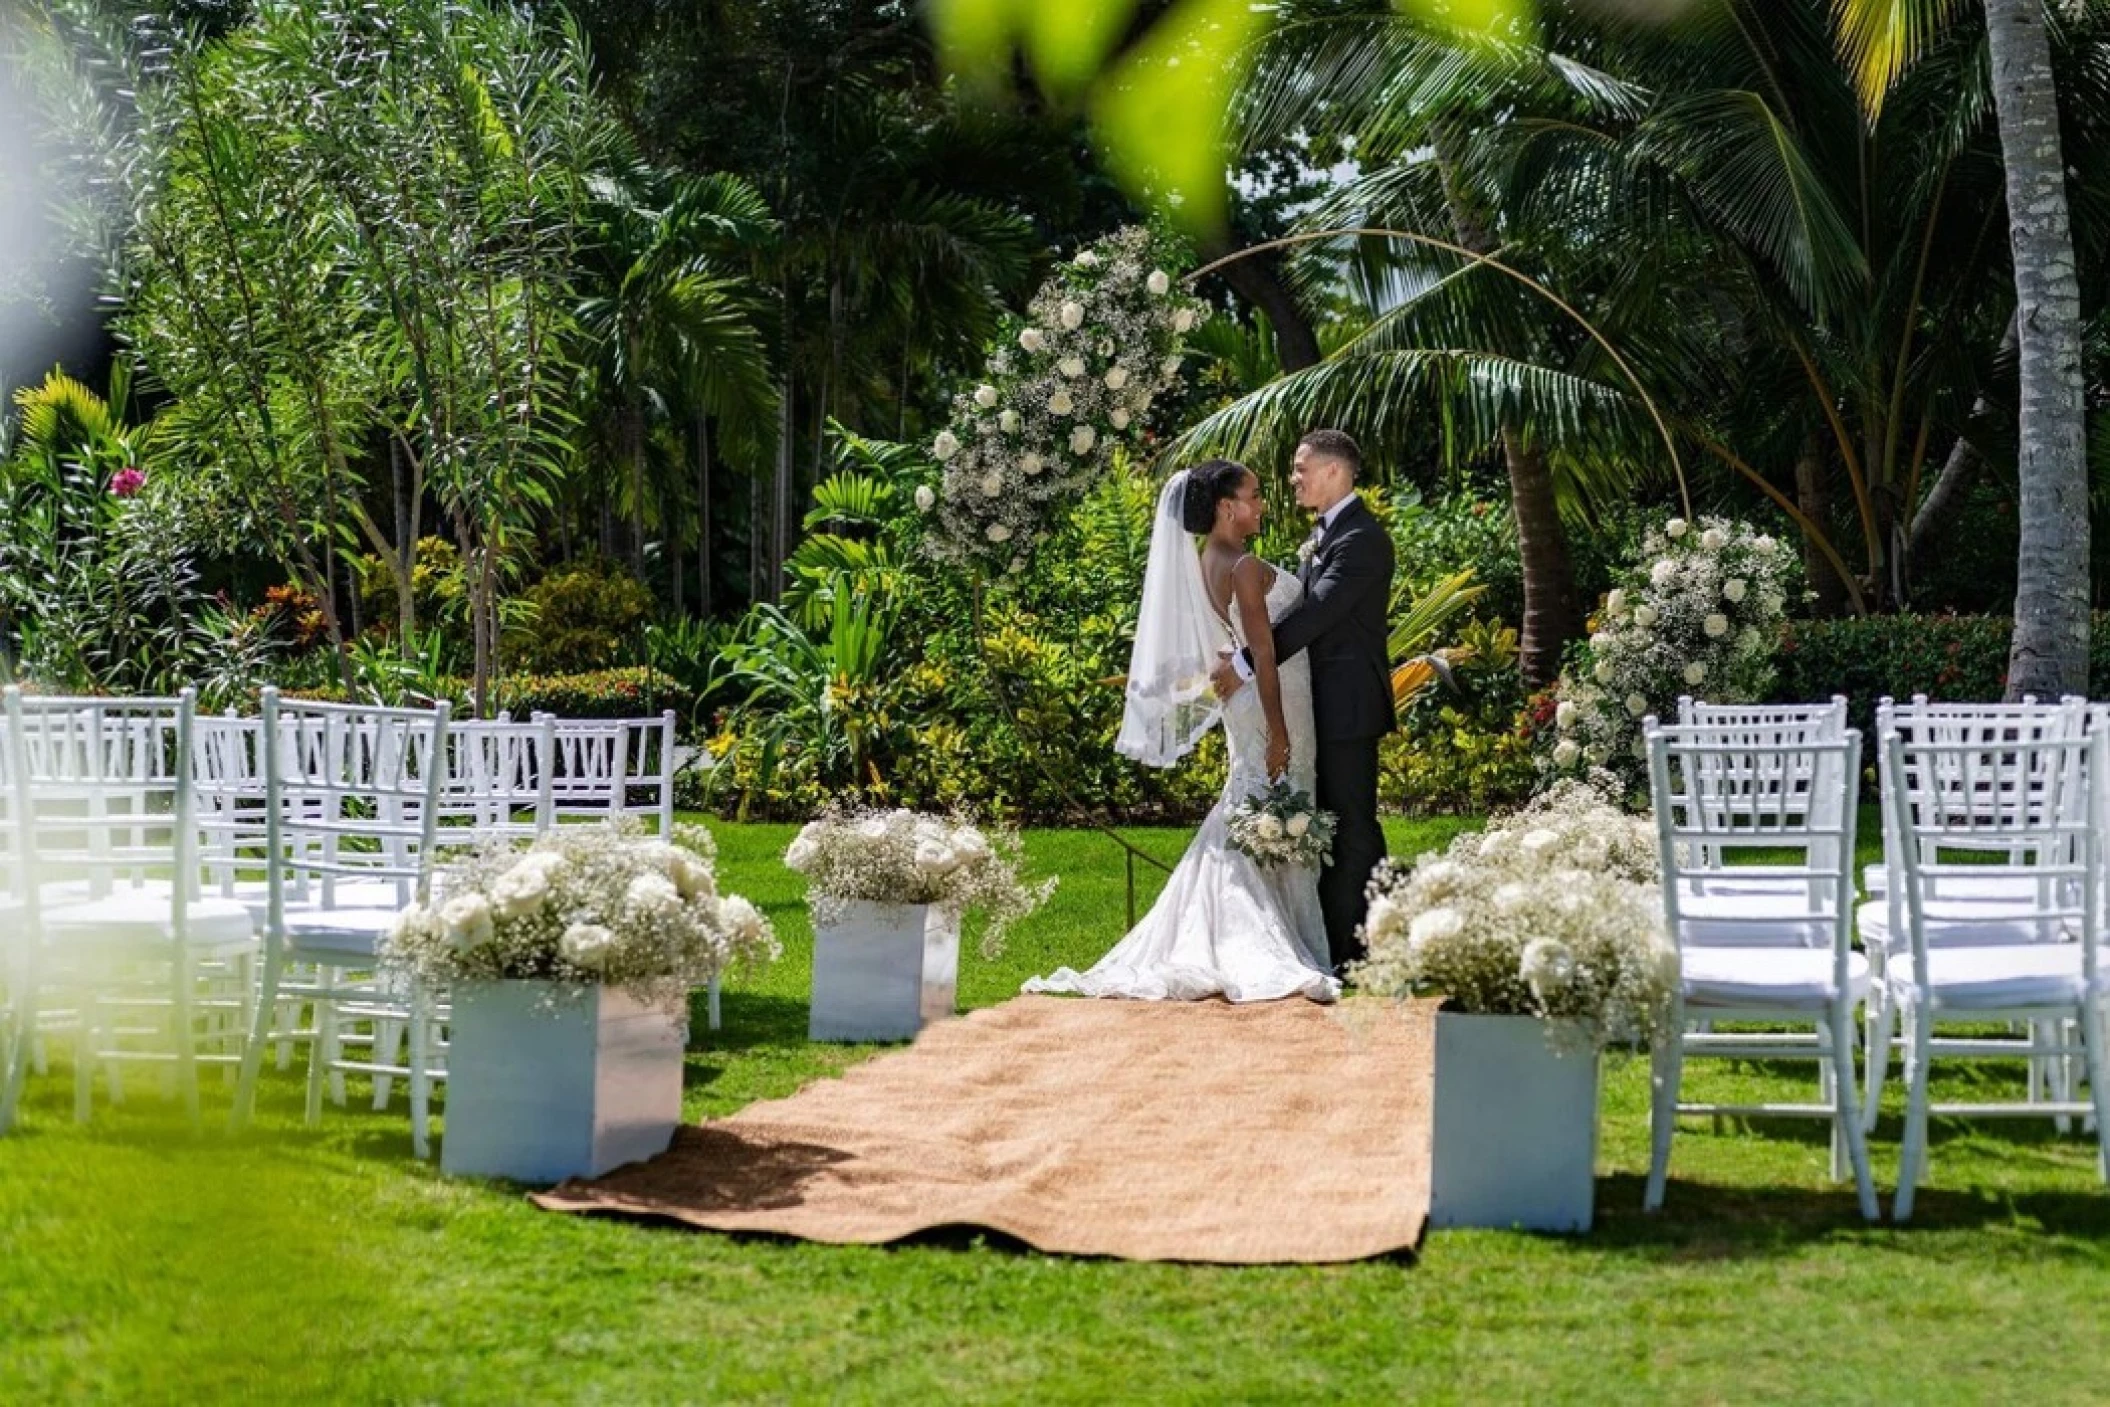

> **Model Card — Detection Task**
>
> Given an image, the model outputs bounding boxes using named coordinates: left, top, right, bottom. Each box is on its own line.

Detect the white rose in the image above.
left=979, top=471, right=1003, bottom=497
left=560, top=922, right=615, bottom=971
left=719, top=895, right=766, bottom=946
left=626, top=871, right=681, bottom=916
left=1520, top=827, right=1562, bottom=859
left=1477, top=831, right=1510, bottom=860
left=1060, top=300, right=1085, bottom=329
left=913, top=485, right=936, bottom=513
left=1365, top=895, right=1407, bottom=942
left=1492, top=882, right=1529, bottom=912
left=914, top=840, right=959, bottom=876
left=1703, top=612, right=1730, bottom=638
left=973, top=384, right=998, bottom=408
left=785, top=836, right=818, bottom=872
left=1520, top=937, right=1576, bottom=994
left=1020, top=453, right=1044, bottom=476
left=1419, top=860, right=1464, bottom=895
left=1172, top=308, right=1195, bottom=333
left=1590, top=631, right=1610, bottom=650
left=1257, top=814, right=1285, bottom=841
left=1109, top=408, right=1131, bottom=430
left=1723, top=578, right=1748, bottom=603
left=1625, top=693, right=1649, bottom=718
left=1019, top=327, right=1045, bottom=353
left=1555, top=700, right=1578, bottom=730
left=1104, top=366, right=1129, bottom=390
left=1604, top=588, right=1627, bottom=615
left=1553, top=738, right=1581, bottom=768
left=857, top=817, right=890, bottom=840
left=1752, top=535, right=1777, bottom=556
left=1666, top=518, right=1689, bottom=539
left=1701, top=527, right=1727, bottom=550
left=1739, top=628, right=1763, bottom=651
left=1048, top=389, right=1075, bottom=416
left=1000, top=410, right=1021, bottom=432
left=1684, top=661, right=1707, bottom=685
left=1286, top=813, right=1311, bottom=838
left=1074, top=249, right=1098, bottom=268
left=671, top=852, right=716, bottom=901
left=932, top=430, right=960, bottom=461
left=1408, top=907, right=1464, bottom=948
left=1650, top=559, right=1678, bottom=587
left=1633, top=603, right=1659, bottom=628
left=986, top=522, right=1012, bottom=543
left=1070, top=424, right=1097, bottom=455
left=1147, top=269, right=1171, bottom=295
left=440, top=894, right=493, bottom=951
left=1059, top=355, right=1086, bottom=379
left=1593, top=660, right=1615, bottom=685
left=953, top=826, right=990, bottom=863
left=491, top=863, right=550, bottom=921
left=1762, top=592, right=1785, bottom=615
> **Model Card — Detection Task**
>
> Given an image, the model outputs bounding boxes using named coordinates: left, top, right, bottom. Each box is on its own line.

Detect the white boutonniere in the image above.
left=1297, top=536, right=1319, bottom=566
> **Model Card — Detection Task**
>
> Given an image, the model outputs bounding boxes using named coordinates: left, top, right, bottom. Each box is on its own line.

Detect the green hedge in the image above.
left=287, top=666, right=687, bottom=723
left=1771, top=612, right=2110, bottom=737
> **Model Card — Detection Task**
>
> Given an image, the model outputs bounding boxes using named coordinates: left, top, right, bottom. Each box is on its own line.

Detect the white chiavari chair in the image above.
left=1879, top=726, right=2110, bottom=1220
left=1644, top=719, right=1879, bottom=1219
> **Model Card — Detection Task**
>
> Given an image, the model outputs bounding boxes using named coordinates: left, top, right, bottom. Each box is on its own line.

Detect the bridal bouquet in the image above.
left=1354, top=780, right=1677, bottom=1053
left=1226, top=781, right=1337, bottom=870
left=385, top=821, right=779, bottom=1010
left=785, top=807, right=1056, bottom=958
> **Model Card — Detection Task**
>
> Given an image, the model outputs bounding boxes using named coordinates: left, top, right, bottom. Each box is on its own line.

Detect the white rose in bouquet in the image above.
left=1070, top=425, right=1097, bottom=455
left=1666, top=518, right=1689, bottom=538
left=932, top=430, right=960, bottom=460
left=1555, top=700, right=1578, bottom=729
left=1633, top=603, right=1659, bottom=628
left=625, top=871, right=682, bottom=918
left=560, top=922, right=615, bottom=971
left=1059, top=355, right=1086, bottom=378
left=1722, top=578, right=1748, bottom=603
left=1019, top=327, right=1044, bottom=352
left=1109, top=408, right=1131, bottom=430
left=1408, top=906, right=1464, bottom=948
left=1752, top=535, right=1777, bottom=555
left=1147, top=269, right=1171, bottom=295
left=491, top=862, right=550, bottom=920
left=973, top=384, right=998, bottom=408
left=1060, top=300, right=1085, bottom=329
left=979, top=472, right=1003, bottom=497
left=914, top=840, right=960, bottom=876
left=986, top=522, right=1012, bottom=543
left=913, top=485, right=936, bottom=513
left=1020, top=452, right=1043, bottom=476
left=1604, top=588, right=1627, bottom=614
left=1701, top=527, right=1727, bottom=550
left=1593, top=660, right=1615, bottom=684
left=1703, top=613, right=1730, bottom=638
left=441, top=894, right=493, bottom=950
left=1047, top=388, right=1075, bottom=416
left=953, top=826, right=991, bottom=863
left=1172, top=308, right=1195, bottom=333
left=1257, top=814, right=1285, bottom=841
left=1684, top=661, right=1707, bottom=685
left=1650, top=559, right=1678, bottom=587
left=1625, top=693, right=1649, bottom=717
left=1366, top=894, right=1407, bottom=942
left=1520, top=937, right=1576, bottom=995
left=999, top=409, right=1021, bottom=432
left=1104, top=366, right=1129, bottom=390
left=1286, top=812, right=1311, bottom=838
left=1553, top=738, right=1581, bottom=767
left=1074, top=249, right=1098, bottom=268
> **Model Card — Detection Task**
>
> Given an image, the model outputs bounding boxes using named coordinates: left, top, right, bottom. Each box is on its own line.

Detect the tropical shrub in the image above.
left=506, top=559, right=657, bottom=674
left=1382, top=621, right=1537, bottom=816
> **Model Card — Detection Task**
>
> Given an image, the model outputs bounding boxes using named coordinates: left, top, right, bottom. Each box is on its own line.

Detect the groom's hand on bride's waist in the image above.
left=1210, top=649, right=1246, bottom=701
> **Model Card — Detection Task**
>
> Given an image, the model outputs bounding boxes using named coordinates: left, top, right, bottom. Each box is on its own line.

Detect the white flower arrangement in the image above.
left=1354, top=780, right=1676, bottom=1053
left=922, top=226, right=1208, bottom=577
left=1548, top=515, right=1801, bottom=787
left=785, top=807, right=1056, bottom=958
left=385, top=821, right=779, bottom=1012
left=1225, top=780, right=1338, bottom=870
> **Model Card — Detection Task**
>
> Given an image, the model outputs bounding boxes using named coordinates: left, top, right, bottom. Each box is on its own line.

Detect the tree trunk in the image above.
left=1501, top=430, right=1579, bottom=687
left=1909, top=313, right=2016, bottom=564
left=1208, top=241, right=1322, bottom=372
left=1796, top=435, right=1848, bottom=617
left=696, top=411, right=712, bottom=618
left=1986, top=0, right=2089, bottom=698
left=625, top=396, right=647, bottom=580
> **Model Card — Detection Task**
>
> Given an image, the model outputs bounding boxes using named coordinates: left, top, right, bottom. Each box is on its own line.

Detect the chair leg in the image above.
left=1817, top=1020, right=1845, bottom=1182
left=707, top=974, right=721, bottom=1033
left=1862, top=993, right=1894, bottom=1134
left=2079, top=1004, right=2110, bottom=1185
left=305, top=987, right=333, bottom=1127
left=1831, top=1004, right=1880, bottom=1222
left=74, top=1002, right=96, bottom=1124
left=173, top=952, right=201, bottom=1130
left=408, top=985, right=432, bottom=1161
left=1895, top=1007, right=1933, bottom=1224
left=231, top=946, right=283, bottom=1131
left=0, top=973, right=33, bottom=1135
left=1645, top=1016, right=1684, bottom=1212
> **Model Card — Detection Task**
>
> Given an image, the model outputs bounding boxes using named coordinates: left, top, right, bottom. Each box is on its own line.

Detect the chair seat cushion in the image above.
left=1855, top=901, right=2070, bottom=953
left=1678, top=889, right=1842, bottom=948
left=41, top=893, right=257, bottom=949
left=281, top=904, right=406, bottom=961
left=1680, top=947, right=1870, bottom=1011
left=1896, top=944, right=2090, bottom=1011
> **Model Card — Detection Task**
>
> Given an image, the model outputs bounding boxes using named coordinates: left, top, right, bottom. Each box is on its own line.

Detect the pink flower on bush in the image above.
left=109, top=466, right=146, bottom=498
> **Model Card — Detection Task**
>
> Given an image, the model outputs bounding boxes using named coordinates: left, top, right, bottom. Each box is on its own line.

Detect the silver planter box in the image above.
left=442, top=980, right=686, bottom=1183
left=808, top=899, right=961, bottom=1043
left=1428, top=1010, right=1601, bottom=1233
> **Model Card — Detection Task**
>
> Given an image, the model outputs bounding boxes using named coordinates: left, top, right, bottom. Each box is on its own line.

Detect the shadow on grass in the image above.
left=687, top=990, right=813, bottom=1055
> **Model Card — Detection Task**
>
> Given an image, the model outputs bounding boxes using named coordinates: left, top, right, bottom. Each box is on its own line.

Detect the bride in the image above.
left=1024, top=460, right=1338, bottom=1003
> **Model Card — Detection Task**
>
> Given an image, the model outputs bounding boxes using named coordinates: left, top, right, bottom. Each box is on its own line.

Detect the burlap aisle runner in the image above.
left=531, top=995, right=1436, bottom=1264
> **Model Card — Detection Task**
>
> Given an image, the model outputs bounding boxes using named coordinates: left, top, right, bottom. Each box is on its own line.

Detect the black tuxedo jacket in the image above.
left=1253, top=496, right=1398, bottom=740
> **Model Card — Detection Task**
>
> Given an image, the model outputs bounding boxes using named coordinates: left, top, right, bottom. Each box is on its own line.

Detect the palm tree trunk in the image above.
left=1797, top=435, right=1848, bottom=617
left=696, top=411, right=712, bottom=617
left=1502, top=429, right=1579, bottom=687
left=1985, top=0, right=2089, bottom=697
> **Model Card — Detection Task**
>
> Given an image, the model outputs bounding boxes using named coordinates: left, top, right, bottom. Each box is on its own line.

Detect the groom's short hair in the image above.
left=1297, top=428, right=1362, bottom=479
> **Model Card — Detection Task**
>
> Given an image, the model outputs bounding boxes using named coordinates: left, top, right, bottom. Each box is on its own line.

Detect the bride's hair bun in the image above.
left=1181, top=459, right=1250, bottom=534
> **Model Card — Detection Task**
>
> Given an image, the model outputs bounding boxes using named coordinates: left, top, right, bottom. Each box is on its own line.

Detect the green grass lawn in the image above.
left=7, top=813, right=2110, bottom=1403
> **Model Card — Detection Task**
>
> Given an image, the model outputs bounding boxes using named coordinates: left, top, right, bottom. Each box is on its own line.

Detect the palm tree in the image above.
left=1832, top=0, right=2091, bottom=694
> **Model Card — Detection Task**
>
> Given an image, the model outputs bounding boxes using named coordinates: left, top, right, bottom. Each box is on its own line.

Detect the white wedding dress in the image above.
left=1025, top=564, right=1339, bottom=1003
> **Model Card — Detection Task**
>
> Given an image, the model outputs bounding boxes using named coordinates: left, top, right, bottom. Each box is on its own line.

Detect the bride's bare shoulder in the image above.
left=1230, top=552, right=1277, bottom=597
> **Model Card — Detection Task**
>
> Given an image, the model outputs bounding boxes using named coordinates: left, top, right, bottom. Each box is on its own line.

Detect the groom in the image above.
left=1211, top=428, right=1396, bottom=972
